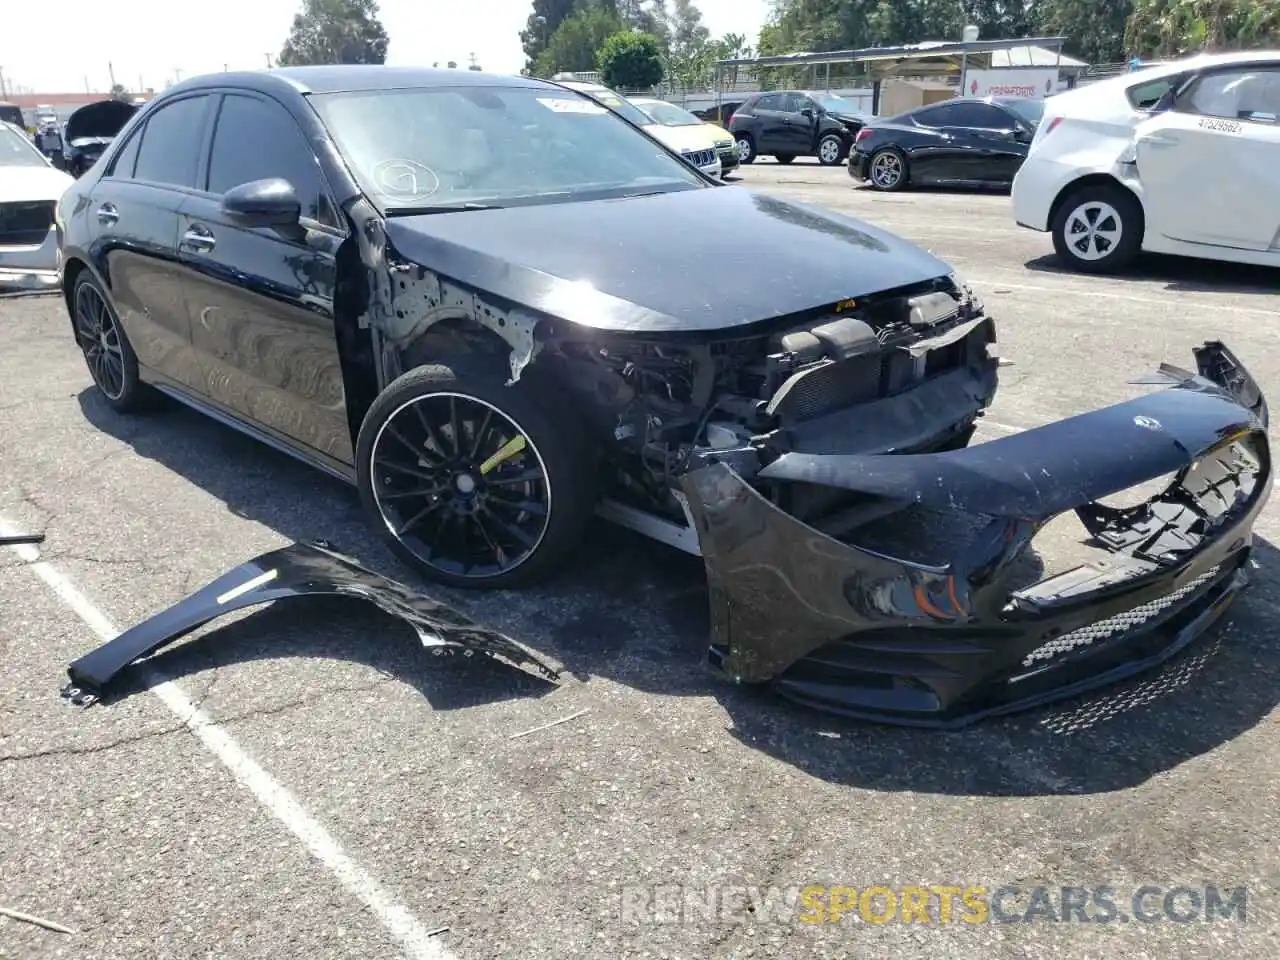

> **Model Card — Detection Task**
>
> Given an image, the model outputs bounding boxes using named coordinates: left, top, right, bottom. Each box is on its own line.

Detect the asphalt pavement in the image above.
left=2, top=159, right=1278, bottom=960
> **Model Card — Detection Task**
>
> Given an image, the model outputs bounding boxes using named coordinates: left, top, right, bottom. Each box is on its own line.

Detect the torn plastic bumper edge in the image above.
left=678, top=342, right=1272, bottom=728
left=60, top=541, right=560, bottom=705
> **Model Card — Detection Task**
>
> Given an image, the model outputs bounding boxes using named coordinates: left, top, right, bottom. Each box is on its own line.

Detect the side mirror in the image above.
left=1014, top=127, right=1033, bottom=142
left=800, top=107, right=815, bottom=119
left=221, top=177, right=301, bottom=228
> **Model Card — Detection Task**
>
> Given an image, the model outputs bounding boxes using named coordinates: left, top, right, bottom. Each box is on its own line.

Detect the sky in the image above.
left=0, top=0, right=773, bottom=95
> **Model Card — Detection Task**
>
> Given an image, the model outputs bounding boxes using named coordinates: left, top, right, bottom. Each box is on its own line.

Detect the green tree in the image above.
left=1035, top=0, right=1131, bottom=63
left=109, top=83, right=129, bottom=100
left=522, top=0, right=579, bottom=72
left=278, top=0, right=389, bottom=66
left=1125, top=0, right=1280, bottom=56
left=868, top=0, right=965, bottom=46
left=599, top=30, right=665, bottom=87
left=533, top=7, right=625, bottom=76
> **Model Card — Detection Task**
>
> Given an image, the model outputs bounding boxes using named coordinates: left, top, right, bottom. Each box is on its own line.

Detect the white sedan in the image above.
left=0, top=120, right=74, bottom=291
left=1012, top=51, right=1280, bottom=273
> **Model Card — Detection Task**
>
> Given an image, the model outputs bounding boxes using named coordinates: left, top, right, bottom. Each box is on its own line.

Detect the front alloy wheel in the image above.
left=736, top=135, right=755, bottom=164
left=372, top=393, right=550, bottom=580
left=817, top=134, right=844, bottom=165
left=356, top=362, right=596, bottom=589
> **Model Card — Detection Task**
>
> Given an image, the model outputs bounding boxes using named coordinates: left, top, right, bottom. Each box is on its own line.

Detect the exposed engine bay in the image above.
left=375, top=258, right=996, bottom=552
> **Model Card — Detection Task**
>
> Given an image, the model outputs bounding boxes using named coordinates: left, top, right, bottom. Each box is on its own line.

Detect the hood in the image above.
left=65, top=99, right=136, bottom=144
left=647, top=123, right=729, bottom=153
left=0, top=164, right=74, bottom=203
left=383, top=186, right=953, bottom=334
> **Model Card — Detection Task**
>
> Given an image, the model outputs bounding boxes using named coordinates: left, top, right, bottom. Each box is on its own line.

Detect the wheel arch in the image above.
left=1049, top=173, right=1146, bottom=243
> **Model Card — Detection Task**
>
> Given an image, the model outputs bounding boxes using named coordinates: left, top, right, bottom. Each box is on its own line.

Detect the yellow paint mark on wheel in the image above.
left=479, top=435, right=527, bottom=474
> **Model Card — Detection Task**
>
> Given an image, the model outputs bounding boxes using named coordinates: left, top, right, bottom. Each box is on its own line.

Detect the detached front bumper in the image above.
left=0, top=227, right=60, bottom=291
left=680, top=342, right=1271, bottom=727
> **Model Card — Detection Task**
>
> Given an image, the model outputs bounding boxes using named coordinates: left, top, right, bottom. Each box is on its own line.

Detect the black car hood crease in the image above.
left=383, top=187, right=953, bottom=333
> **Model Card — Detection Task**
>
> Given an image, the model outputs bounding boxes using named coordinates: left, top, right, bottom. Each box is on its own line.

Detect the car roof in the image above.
left=165, top=65, right=556, bottom=98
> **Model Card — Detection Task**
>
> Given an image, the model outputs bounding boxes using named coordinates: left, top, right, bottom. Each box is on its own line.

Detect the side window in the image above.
left=206, top=94, right=338, bottom=227
left=107, top=124, right=144, bottom=178
left=781, top=93, right=808, bottom=113
left=945, top=103, right=1016, bottom=129
left=134, top=95, right=211, bottom=188
left=755, top=94, right=785, bottom=111
left=913, top=103, right=961, bottom=127
left=1126, top=75, right=1181, bottom=110
left=1182, top=68, right=1280, bottom=123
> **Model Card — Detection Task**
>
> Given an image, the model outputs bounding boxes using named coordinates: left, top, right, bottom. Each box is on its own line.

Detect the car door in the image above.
left=175, top=91, right=353, bottom=467
left=782, top=93, right=819, bottom=154
left=900, top=103, right=970, bottom=181
left=1135, top=65, right=1280, bottom=250
left=87, top=93, right=214, bottom=391
left=945, top=101, right=1032, bottom=182
left=751, top=94, right=794, bottom=154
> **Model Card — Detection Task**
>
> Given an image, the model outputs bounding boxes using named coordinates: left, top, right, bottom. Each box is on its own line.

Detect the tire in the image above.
left=735, top=133, right=755, bottom=164
left=774, top=154, right=795, bottom=165
left=817, top=133, right=845, bottom=166
left=355, top=361, right=597, bottom=589
left=1051, top=183, right=1143, bottom=274
left=867, top=147, right=907, bottom=191
left=71, top=271, right=157, bottom=414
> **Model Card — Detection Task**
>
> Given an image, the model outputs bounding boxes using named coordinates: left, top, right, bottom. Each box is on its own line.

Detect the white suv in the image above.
left=1012, top=51, right=1280, bottom=273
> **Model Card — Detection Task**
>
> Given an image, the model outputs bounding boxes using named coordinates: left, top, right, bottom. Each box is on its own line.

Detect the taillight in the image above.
left=1043, top=116, right=1063, bottom=136
left=726, top=112, right=736, bottom=125
left=855, top=127, right=873, bottom=143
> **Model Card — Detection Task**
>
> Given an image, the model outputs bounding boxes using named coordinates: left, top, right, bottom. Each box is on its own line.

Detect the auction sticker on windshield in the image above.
left=537, top=97, right=608, bottom=114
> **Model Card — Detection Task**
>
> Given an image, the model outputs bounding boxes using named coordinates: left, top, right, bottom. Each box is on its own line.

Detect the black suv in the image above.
left=728, top=91, right=869, bottom=166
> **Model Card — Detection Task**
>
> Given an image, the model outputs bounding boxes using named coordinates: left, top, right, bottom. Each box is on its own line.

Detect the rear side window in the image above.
left=1182, top=67, right=1280, bottom=123
left=940, top=102, right=1015, bottom=128
left=913, top=103, right=963, bottom=126
left=206, top=94, right=338, bottom=226
left=134, top=95, right=211, bottom=188
left=755, top=94, right=785, bottom=111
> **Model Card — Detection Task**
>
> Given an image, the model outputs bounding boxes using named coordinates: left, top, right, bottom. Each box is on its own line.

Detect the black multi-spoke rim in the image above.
left=371, top=392, right=551, bottom=579
left=74, top=284, right=125, bottom=400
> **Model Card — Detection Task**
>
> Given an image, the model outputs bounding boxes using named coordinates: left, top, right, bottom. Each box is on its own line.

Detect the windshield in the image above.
left=312, top=85, right=706, bottom=212
left=815, top=95, right=862, bottom=115
left=1000, top=98, right=1045, bottom=126
left=0, top=124, right=48, bottom=167
left=637, top=100, right=703, bottom=126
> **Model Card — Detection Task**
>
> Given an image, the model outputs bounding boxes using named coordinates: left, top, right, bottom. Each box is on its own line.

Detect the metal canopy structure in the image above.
left=714, top=36, right=1070, bottom=72
left=710, top=36, right=1072, bottom=115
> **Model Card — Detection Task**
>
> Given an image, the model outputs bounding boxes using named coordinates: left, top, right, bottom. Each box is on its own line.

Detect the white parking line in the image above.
left=1, top=521, right=456, bottom=960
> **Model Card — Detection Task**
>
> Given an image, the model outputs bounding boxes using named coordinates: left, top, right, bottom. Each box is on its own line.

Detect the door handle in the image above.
left=181, top=225, right=216, bottom=253
left=96, top=203, right=118, bottom=224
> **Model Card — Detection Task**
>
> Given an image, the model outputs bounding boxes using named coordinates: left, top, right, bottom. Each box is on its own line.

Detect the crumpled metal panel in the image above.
left=61, top=541, right=559, bottom=704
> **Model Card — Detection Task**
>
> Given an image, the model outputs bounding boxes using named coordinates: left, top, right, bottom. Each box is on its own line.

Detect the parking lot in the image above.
left=3, top=159, right=1279, bottom=959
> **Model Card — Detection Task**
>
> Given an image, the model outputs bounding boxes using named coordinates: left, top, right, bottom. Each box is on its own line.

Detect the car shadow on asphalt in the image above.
left=1023, top=253, right=1280, bottom=296
left=852, top=183, right=1013, bottom=196
left=78, top=388, right=1280, bottom=796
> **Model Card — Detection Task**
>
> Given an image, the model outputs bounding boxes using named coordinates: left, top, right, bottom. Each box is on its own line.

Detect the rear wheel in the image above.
left=1051, top=183, right=1143, bottom=274
left=71, top=272, right=157, bottom=413
left=817, top=133, right=844, bottom=166
left=867, top=148, right=907, bottom=191
left=355, top=362, right=597, bottom=589
left=735, top=134, right=756, bottom=164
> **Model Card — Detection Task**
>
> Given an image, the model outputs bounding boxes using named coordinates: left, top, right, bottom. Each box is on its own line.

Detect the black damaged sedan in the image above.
left=56, top=66, right=1272, bottom=726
